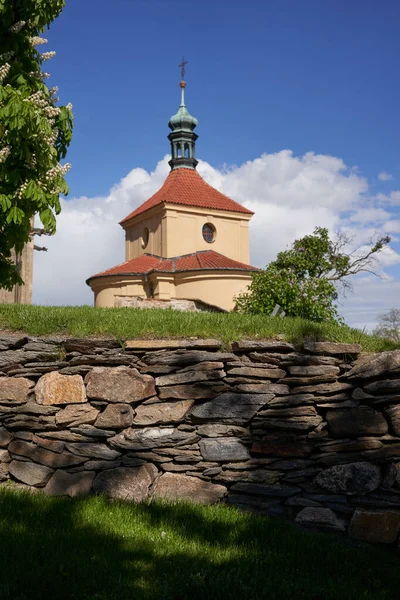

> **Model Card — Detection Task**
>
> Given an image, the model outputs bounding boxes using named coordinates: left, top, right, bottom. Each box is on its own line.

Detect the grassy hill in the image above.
left=0, top=304, right=397, bottom=352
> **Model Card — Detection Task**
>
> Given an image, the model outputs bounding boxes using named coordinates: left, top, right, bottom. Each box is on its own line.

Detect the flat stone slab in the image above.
left=153, top=472, right=227, bottom=504
left=344, top=350, right=400, bottom=381
left=93, top=464, right=157, bottom=501
left=0, top=377, right=34, bottom=402
left=326, top=406, right=388, bottom=437
left=85, top=366, right=155, bottom=403
left=349, top=509, right=400, bottom=544
left=44, top=469, right=95, bottom=497
left=133, top=400, right=194, bottom=426
left=199, top=437, right=250, bottom=462
left=8, top=440, right=85, bottom=468
left=55, top=404, right=99, bottom=427
left=232, top=341, right=295, bottom=352
left=156, top=369, right=225, bottom=387
left=108, top=427, right=196, bottom=450
left=9, top=460, right=54, bottom=487
left=303, top=342, right=361, bottom=355
left=65, top=442, right=121, bottom=461
left=36, top=372, right=86, bottom=405
left=190, top=393, right=273, bottom=424
left=125, top=339, right=221, bottom=351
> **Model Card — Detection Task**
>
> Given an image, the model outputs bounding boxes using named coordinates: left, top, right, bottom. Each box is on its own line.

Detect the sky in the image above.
left=33, top=0, right=400, bottom=330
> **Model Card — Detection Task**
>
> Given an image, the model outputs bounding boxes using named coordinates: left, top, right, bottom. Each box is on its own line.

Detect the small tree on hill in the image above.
left=235, top=227, right=390, bottom=323
left=0, top=0, right=73, bottom=290
left=373, top=308, right=400, bottom=342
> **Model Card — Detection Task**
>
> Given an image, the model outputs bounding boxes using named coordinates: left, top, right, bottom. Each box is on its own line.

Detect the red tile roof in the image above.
left=120, top=168, right=253, bottom=224
left=87, top=250, right=258, bottom=282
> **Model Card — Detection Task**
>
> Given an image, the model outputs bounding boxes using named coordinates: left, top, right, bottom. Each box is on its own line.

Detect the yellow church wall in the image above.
left=89, top=269, right=253, bottom=312
left=174, top=270, right=252, bottom=311
left=91, top=276, right=148, bottom=308
left=123, top=206, right=165, bottom=261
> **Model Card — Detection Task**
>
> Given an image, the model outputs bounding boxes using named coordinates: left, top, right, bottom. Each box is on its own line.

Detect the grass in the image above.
left=0, top=304, right=398, bottom=352
left=0, top=488, right=398, bottom=600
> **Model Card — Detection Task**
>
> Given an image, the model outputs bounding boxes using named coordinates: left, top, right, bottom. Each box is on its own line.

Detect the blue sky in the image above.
left=34, top=0, right=400, bottom=327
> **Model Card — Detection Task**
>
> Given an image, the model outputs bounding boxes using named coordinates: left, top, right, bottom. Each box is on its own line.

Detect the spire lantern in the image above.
left=168, top=56, right=198, bottom=171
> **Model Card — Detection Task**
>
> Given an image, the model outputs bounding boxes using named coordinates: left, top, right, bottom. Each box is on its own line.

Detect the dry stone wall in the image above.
left=1, top=335, right=400, bottom=545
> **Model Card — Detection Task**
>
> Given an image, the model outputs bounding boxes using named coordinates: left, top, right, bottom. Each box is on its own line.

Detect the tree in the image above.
left=235, top=227, right=391, bottom=323
left=373, top=308, right=400, bottom=342
left=0, top=0, right=73, bottom=290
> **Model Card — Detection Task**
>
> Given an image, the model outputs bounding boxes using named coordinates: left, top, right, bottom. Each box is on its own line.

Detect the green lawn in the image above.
left=0, top=304, right=398, bottom=352
left=0, top=488, right=398, bottom=600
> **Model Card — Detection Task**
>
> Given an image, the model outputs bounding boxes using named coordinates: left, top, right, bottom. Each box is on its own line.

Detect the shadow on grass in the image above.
left=0, top=489, right=398, bottom=600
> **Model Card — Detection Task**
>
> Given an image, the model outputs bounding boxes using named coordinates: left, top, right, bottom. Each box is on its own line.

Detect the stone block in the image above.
left=344, top=350, right=400, bottom=381
left=36, top=372, right=86, bottom=405
left=85, top=366, right=155, bottom=403
left=93, top=464, right=157, bottom=501
left=0, top=426, right=13, bottom=448
left=65, top=442, right=121, bottom=461
left=315, top=462, right=381, bottom=495
left=155, top=370, right=225, bottom=387
left=158, top=383, right=228, bottom=400
left=94, top=404, right=134, bottom=429
left=9, top=460, right=53, bottom=487
left=384, top=405, right=400, bottom=436
left=44, top=469, right=96, bottom=497
left=199, top=438, right=250, bottom=462
left=349, top=509, right=400, bottom=544
left=133, top=400, right=194, bottom=425
left=8, top=440, right=85, bottom=468
left=125, top=339, right=221, bottom=350
left=232, top=383, right=289, bottom=395
left=295, top=507, right=346, bottom=531
left=303, top=342, right=361, bottom=355
left=153, top=472, right=227, bottom=504
left=251, top=434, right=312, bottom=458
left=197, top=424, right=249, bottom=437
left=227, top=367, right=286, bottom=379
left=0, top=377, right=34, bottom=402
left=326, top=406, right=388, bottom=437
left=231, top=341, right=295, bottom=352
left=190, top=393, right=273, bottom=424
left=288, top=365, right=340, bottom=377
left=55, top=403, right=99, bottom=427
left=364, top=379, right=400, bottom=396
left=108, top=427, right=197, bottom=450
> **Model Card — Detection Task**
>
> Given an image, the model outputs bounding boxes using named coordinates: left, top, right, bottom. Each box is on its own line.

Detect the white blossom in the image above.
left=0, top=146, right=11, bottom=163
left=30, top=36, right=48, bottom=46
left=49, top=86, right=59, bottom=97
left=9, top=21, right=26, bottom=34
left=44, top=106, right=61, bottom=118
left=45, top=162, right=71, bottom=180
left=41, top=51, right=56, bottom=61
left=66, top=102, right=73, bottom=111
left=0, top=63, right=11, bottom=83
left=41, top=72, right=51, bottom=79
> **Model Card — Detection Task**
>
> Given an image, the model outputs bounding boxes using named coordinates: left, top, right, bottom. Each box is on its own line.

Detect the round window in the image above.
left=141, top=227, right=149, bottom=249
left=202, top=223, right=216, bottom=244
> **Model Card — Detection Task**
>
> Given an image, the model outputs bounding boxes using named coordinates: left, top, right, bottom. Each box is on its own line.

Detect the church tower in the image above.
left=87, top=61, right=257, bottom=311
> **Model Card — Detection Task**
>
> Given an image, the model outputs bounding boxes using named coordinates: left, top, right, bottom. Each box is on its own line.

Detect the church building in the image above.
left=87, top=69, right=257, bottom=312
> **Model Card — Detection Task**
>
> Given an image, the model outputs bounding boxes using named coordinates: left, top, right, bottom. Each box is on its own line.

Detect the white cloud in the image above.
left=33, top=151, right=400, bottom=329
left=378, top=171, right=393, bottom=181
left=377, top=190, right=400, bottom=205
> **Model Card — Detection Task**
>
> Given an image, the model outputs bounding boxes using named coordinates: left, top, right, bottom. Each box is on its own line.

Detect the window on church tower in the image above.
left=202, top=223, right=216, bottom=243
left=141, top=227, right=149, bottom=249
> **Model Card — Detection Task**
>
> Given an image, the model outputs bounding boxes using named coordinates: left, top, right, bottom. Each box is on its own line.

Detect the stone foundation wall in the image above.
left=1, top=335, right=400, bottom=545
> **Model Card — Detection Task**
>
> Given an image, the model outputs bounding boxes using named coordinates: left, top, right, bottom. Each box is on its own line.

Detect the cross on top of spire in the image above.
left=179, top=56, right=188, bottom=81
